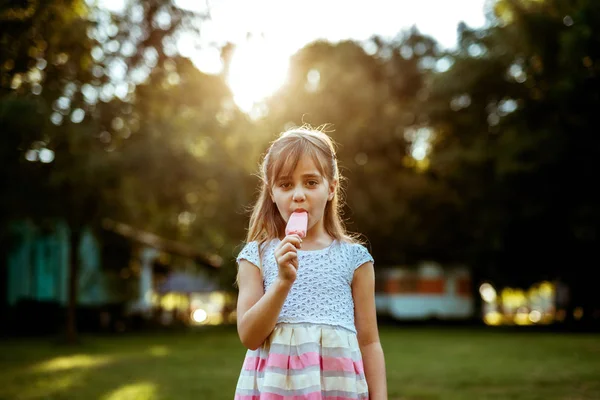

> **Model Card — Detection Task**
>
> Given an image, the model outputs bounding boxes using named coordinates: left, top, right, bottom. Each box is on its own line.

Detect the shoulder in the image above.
left=236, top=241, right=260, bottom=267
left=236, top=239, right=278, bottom=268
left=336, top=240, right=374, bottom=269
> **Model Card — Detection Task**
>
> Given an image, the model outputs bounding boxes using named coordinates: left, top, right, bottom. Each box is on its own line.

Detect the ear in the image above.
left=328, top=179, right=337, bottom=201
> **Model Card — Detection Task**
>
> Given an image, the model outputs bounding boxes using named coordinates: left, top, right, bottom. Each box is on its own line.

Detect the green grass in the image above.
left=1, top=326, right=599, bottom=400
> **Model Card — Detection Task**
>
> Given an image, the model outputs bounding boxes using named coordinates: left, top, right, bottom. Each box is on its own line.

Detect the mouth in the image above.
left=292, top=208, right=308, bottom=214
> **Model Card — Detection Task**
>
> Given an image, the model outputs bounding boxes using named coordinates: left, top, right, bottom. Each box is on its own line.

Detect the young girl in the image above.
left=234, top=127, right=387, bottom=400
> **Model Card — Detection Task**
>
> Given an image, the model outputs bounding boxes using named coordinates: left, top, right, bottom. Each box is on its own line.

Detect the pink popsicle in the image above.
left=285, top=211, right=308, bottom=238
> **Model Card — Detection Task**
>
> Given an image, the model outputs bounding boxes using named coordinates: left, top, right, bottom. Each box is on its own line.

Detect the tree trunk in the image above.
left=66, top=226, right=80, bottom=344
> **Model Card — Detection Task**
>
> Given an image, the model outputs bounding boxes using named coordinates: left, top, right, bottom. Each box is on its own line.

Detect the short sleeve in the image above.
left=353, top=244, right=374, bottom=270
left=236, top=241, right=260, bottom=269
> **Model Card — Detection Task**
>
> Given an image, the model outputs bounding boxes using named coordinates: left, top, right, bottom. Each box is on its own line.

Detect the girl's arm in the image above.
left=353, top=262, right=388, bottom=400
left=237, top=235, right=301, bottom=350
left=236, top=260, right=293, bottom=350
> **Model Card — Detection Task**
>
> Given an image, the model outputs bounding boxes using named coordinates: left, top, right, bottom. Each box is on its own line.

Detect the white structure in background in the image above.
left=128, top=247, right=159, bottom=317
left=375, top=262, right=474, bottom=320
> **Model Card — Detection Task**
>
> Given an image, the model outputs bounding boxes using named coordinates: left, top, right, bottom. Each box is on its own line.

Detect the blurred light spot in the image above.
left=64, top=82, right=77, bottom=97
left=400, top=45, right=413, bottom=59
left=167, top=72, right=180, bottom=85
left=114, top=82, right=129, bottom=100
left=178, top=211, right=196, bottom=226
left=414, top=42, right=427, bottom=56
left=71, top=108, right=85, bottom=123
left=99, top=131, right=112, bottom=143
left=100, top=84, right=115, bottom=102
left=362, top=40, right=378, bottom=56
left=514, top=307, right=531, bottom=325
left=508, top=63, right=526, bottom=83
left=487, top=113, right=500, bottom=126
left=111, top=117, right=124, bottom=130
left=154, top=9, right=172, bottom=30
left=51, top=112, right=63, bottom=125
left=148, top=346, right=169, bottom=357
left=144, top=47, right=159, bottom=69
left=28, top=68, right=42, bottom=83
left=411, top=143, right=427, bottom=161
left=25, top=149, right=38, bottom=162
left=36, top=58, right=47, bottom=70
left=192, top=309, right=208, bottom=323
left=583, top=57, right=593, bottom=68
left=92, top=65, right=104, bottom=78
left=574, top=307, right=583, bottom=320
left=186, top=192, right=199, bottom=204
left=450, top=94, right=471, bottom=111
left=11, top=74, right=22, bottom=89
left=54, top=53, right=68, bottom=65
left=106, top=40, right=120, bottom=53
left=468, top=43, right=485, bottom=57
left=32, top=83, right=42, bottom=95
left=305, top=69, right=320, bottom=92
left=498, top=98, right=518, bottom=115
left=130, top=4, right=144, bottom=24
left=563, top=15, right=573, bottom=26
left=39, top=149, right=55, bottom=163
left=107, top=23, right=119, bottom=37
left=484, top=311, right=502, bottom=326
left=108, top=59, right=127, bottom=81
left=479, top=283, right=497, bottom=303
left=354, top=152, right=368, bottom=166
left=82, top=84, right=98, bottom=104
left=435, top=56, right=453, bottom=72
left=418, top=56, right=436, bottom=70
left=103, top=382, right=157, bottom=400
left=121, top=41, right=136, bottom=58
left=92, top=46, right=104, bottom=62
left=529, top=310, right=542, bottom=323
left=30, top=354, right=113, bottom=373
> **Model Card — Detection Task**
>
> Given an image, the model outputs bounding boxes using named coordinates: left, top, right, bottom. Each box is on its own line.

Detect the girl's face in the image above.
left=270, top=154, right=336, bottom=238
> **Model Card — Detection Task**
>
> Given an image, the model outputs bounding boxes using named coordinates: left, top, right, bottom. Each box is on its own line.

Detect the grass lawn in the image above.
left=0, top=326, right=599, bottom=400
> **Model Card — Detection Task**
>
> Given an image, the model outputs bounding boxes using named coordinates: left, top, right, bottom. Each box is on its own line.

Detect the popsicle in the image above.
left=285, top=211, right=308, bottom=238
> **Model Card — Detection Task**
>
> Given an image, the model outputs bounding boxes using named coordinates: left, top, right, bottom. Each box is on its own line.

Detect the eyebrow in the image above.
left=277, top=173, right=322, bottom=180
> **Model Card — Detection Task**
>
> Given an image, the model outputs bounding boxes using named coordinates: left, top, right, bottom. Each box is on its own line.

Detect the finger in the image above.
left=279, top=252, right=297, bottom=266
left=281, top=234, right=303, bottom=249
left=280, top=243, right=299, bottom=255
left=290, top=257, right=299, bottom=269
left=275, top=242, right=297, bottom=258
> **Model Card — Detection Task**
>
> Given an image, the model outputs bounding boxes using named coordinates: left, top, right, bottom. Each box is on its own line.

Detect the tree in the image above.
left=422, top=0, right=600, bottom=292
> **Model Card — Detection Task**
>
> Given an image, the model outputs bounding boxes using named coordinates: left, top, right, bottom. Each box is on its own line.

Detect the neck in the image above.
left=304, top=220, right=333, bottom=245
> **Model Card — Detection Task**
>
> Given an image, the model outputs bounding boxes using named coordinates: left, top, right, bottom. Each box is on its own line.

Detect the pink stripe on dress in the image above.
left=235, top=394, right=362, bottom=400
left=244, top=353, right=364, bottom=374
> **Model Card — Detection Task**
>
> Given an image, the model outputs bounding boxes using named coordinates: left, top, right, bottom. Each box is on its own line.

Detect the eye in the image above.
left=306, top=180, right=319, bottom=187
left=279, top=182, right=291, bottom=189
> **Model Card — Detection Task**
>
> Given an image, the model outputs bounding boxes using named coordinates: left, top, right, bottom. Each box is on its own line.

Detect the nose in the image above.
left=292, top=186, right=306, bottom=203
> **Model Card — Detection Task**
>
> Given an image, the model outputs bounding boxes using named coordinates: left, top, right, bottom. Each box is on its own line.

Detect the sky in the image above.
left=97, top=0, right=489, bottom=112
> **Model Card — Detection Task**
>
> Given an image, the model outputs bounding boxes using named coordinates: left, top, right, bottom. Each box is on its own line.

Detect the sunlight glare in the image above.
left=227, top=37, right=290, bottom=113
left=103, top=382, right=157, bottom=400
left=30, top=354, right=114, bottom=372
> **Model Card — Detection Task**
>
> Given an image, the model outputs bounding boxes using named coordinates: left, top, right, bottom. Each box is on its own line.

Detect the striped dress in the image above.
left=234, top=239, right=373, bottom=400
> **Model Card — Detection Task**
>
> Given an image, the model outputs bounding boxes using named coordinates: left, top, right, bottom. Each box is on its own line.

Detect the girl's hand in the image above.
left=274, top=234, right=302, bottom=283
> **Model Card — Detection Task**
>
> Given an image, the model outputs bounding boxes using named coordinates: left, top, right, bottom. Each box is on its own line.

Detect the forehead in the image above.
left=275, top=153, right=325, bottom=181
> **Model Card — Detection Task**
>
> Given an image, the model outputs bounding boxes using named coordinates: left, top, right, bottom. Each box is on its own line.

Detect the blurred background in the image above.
left=1, top=0, right=599, bottom=399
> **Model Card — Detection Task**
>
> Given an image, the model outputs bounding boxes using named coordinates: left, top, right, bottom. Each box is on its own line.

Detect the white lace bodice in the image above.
left=236, top=239, right=374, bottom=333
